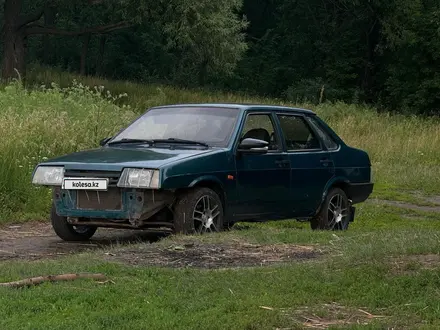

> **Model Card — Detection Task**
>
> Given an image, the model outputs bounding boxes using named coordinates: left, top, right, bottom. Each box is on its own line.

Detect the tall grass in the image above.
left=0, top=80, right=136, bottom=221
left=317, top=103, right=440, bottom=194
left=0, top=67, right=439, bottom=221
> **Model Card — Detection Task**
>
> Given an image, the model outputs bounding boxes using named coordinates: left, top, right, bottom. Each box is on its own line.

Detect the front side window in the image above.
left=111, top=107, right=240, bottom=147
left=240, top=114, right=279, bottom=150
left=277, top=115, right=321, bottom=151
left=307, top=116, right=339, bottom=150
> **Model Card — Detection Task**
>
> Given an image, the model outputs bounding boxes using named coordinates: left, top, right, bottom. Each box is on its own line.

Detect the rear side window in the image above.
left=277, top=115, right=321, bottom=151
left=307, top=116, right=338, bottom=150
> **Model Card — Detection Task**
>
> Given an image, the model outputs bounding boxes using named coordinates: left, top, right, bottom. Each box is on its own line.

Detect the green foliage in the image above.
left=0, top=79, right=136, bottom=221
left=21, top=0, right=247, bottom=85
left=6, top=0, right=440, bottom=114
left=231, top=0, right=377, bottom=101
left=378, top=1, right=440, bottom=114
left=231, top=0, right=440, bottom=114
left=159, top=0, right=248, bottom=84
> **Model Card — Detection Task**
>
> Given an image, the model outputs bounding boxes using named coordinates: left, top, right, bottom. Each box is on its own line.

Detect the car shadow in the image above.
left=43, top=229, right=171, bottom=258
left=93, top=230, right=169, bottom=245
left=57, top=229, right=171, bottom=247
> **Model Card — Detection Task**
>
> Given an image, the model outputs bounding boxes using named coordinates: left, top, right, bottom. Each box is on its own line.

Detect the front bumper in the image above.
left=52, top=187, right=174, bottom=224
left=346, top=182, right=374, bottom=204
left=53, top=187, right=145, bottom=220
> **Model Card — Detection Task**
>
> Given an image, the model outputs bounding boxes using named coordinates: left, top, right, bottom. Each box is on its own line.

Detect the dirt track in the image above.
left=0, top=221, right=164, bottom=262
left=0, top=221, right=319, bottom=268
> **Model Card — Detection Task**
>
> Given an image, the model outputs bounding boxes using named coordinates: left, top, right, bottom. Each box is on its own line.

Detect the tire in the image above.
left=51, top=203, right=97, bottom=241
left=310, top=187, right=351, bottom=231
left=173, top=187, right=224, bottom=234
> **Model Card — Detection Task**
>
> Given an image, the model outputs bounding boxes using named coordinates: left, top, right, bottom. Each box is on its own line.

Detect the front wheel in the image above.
left=51, top=203, right=97, bottom=241
left=173, top=187, right=224, bottom=234
left=310, top=188, right=351, bottom=231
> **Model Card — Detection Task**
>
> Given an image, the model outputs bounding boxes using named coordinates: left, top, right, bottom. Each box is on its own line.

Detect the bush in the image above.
left=284, top=78, right=361, bottom=104
left=0, top=80, right=136, bottom=221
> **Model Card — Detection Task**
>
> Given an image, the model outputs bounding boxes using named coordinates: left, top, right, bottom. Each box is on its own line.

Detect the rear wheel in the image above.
left=173, top=187, right=224, bottom=234
left=311, top=188, right=351, bottom=231
left=51, top=203, right=97, bottom=241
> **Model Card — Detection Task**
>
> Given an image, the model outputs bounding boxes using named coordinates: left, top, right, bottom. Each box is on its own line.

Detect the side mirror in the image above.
left=237, top=138, right=269, bottom=154
left=99, top=137, right=112, bottom=146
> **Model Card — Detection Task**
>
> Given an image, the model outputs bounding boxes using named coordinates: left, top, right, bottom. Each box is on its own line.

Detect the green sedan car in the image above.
left=32, top=103, right=373, bottom=241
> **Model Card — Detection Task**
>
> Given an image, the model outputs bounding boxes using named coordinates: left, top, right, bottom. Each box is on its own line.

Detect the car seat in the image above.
left=242, top=128, right=270, bottom=143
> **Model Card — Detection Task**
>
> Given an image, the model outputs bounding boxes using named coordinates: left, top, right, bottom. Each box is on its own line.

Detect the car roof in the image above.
left=150, top=103, right=316, bottom=115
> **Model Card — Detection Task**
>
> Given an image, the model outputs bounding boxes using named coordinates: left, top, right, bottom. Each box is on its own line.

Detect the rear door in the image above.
left=275, top=113, right=335, bottom=217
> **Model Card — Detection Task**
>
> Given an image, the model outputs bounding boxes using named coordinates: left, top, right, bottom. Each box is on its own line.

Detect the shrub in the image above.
left=0, top=80, right=136, bottom=221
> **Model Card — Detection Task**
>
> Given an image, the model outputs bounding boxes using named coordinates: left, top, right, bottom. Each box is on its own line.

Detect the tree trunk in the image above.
left=362, top=19, right=381, bottom=103
left=14, top=31, right=26, bottom=79
left=1, top=0, right=24, bottom=80
left=96, top=35, right=107, bottom=76
left=42, top=5, right=57, bottom=64
left=198, top=58, right=209, bottom=85
left=80, top=33, right=91, bottom=75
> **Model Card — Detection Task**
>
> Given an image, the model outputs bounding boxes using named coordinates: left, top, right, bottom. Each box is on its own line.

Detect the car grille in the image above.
left=77, top=188, right=122, bottom=210
left=64, top=170, right=121, bottom=187
left=63, top=170, right=123, bottom=211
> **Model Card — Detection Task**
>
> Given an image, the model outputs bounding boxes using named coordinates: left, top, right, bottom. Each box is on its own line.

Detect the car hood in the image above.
left=41, top=146, right=217, bottom=171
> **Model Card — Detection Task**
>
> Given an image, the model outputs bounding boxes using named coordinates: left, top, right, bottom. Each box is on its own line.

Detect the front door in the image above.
left=276, top=114, right=335, bottom=217
left=234, top=113, right=291, bottom=220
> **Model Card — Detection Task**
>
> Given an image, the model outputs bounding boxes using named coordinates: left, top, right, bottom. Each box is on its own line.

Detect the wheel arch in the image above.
left=315, top=177, right=351, bottom=216
left=180, top=176, right=227, bottom=210
left=323, top=177, right=351, bottom=199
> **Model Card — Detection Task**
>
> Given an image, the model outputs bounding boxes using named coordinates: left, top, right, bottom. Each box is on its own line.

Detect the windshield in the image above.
left=111, top=106, right=240, bottom=147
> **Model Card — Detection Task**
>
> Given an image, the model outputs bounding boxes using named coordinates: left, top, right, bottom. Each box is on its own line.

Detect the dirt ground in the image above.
left=0, top=221, right=164, bottom=262
left=0, top=222, right=319, bottom=268
left=102, top=240, right=319, bottom=269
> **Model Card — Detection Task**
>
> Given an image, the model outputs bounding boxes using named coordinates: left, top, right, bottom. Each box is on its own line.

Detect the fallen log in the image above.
left=0, top=273, right=107, bottom=288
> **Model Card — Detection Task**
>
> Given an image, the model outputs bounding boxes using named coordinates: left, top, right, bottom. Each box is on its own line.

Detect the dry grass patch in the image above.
left=280, top=302, right=388, bottom=329
left=389, top=254, right=440, bottom=275
left=103, top=241, right=320, bottom=269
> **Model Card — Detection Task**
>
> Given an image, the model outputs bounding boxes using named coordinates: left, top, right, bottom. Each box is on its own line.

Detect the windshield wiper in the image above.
left=108, top=138, right=155, bottom=145
left=161, top=138, right=209, bottom=147
left=108, top=138, right=209, bottom=147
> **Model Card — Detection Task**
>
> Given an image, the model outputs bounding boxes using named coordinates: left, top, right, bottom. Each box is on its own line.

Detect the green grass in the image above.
left=1, top=203, right=440, bottom=329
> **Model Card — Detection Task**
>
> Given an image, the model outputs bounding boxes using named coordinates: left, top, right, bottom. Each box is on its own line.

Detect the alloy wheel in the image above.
left=192, top=195, right=221, bottom=233
left=327, top=193, right=349, bottom=230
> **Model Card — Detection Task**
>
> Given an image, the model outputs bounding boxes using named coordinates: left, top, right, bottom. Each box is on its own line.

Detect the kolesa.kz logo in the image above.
left=72, top=182, right=100, bottom=188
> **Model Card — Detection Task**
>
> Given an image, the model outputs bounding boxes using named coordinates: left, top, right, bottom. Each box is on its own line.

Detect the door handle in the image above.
left=320, top=158, right=333, bottom=167
left=275, top=159, right=290, bottom=167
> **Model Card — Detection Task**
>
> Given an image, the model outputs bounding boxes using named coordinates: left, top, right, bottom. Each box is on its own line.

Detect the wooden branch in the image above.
left=17, top=8, right=45, bottom=30
left=0, top=273, right=107, bottom=288
left=25, top=21, right=132, bottom=36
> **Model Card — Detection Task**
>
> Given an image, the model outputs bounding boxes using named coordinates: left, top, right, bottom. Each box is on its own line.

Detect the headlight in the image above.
left=117, top=168, right=160, bottom=189
left=32, top=166, right=64, bottom=186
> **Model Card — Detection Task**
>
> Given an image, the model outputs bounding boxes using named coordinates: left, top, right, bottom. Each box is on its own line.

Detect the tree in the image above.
left=1, top=0, right=247, bottom=82
left=1, top=0, right=130, bottom=79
